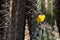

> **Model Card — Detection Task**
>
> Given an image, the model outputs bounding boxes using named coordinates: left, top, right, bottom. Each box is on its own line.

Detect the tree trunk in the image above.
left=55, top=0, right=60, bottom=33
left=10, top=0, right=26, bottom=40
left=0, top=0, right=11, bottom=40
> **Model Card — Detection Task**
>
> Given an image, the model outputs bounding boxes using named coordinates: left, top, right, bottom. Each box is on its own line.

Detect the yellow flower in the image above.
left=36, top=14, right=45, bottom=23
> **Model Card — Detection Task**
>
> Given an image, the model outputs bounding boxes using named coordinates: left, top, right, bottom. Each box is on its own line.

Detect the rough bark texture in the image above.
left=0, top=0, right=11, bottom=40
left=11, top=0, right=26, bottom=40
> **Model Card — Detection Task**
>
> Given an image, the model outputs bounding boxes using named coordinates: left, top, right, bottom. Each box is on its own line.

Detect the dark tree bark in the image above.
left=55, top=0, right=60, bottom=33
left=11, top=0, right=26, bottom=40
left=0, top=0, right=11, bottom=40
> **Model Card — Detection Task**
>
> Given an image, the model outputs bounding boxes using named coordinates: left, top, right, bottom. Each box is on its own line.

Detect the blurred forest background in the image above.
left=11, top=0, right=60, bottom=40
left=0, top=0, right=60, bottom=40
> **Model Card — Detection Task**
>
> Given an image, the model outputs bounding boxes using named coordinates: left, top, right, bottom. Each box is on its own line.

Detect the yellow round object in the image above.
left=36, top=14, right=45, bottom=23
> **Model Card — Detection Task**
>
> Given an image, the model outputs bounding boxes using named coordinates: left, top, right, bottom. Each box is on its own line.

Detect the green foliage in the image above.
left=37, top=0, right=42, bottom=12
left=37, top=0, right=56, bottom=40
left=45, top=0, right=55, bottom=26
